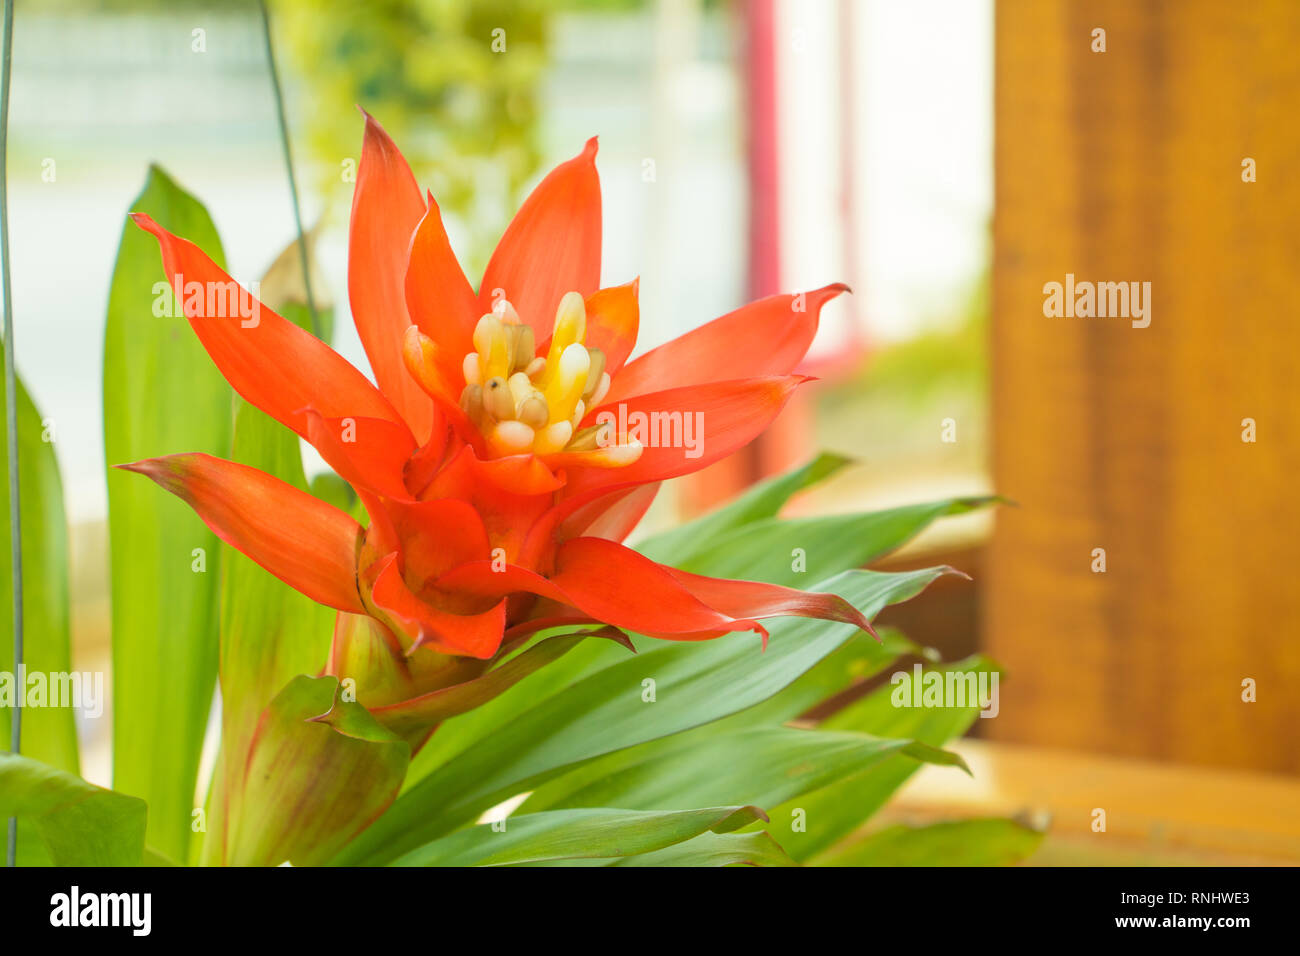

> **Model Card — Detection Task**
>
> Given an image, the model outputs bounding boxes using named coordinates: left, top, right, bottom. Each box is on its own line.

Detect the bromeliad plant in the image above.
left=0, top=114, right=1042, bottom=868
left=125, top=117, right=874, bottom=733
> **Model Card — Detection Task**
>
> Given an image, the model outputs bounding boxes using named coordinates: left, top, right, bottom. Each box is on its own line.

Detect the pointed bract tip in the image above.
left=582, top=136, right=599, bottom=159
left=936, top=564, right=974, bottom=583
left=589, top=625, right=635, bottom=653
left=113, top=454, right=197, bottom=502
left=862, top=617, right=881, bottom=643
left=129, top=212, right=168, bottom=243
left=306, top=700, right=342, bottom=725
left=115, top=458, right=157, bottom=476
left=806, top=281, right=851, bottom=303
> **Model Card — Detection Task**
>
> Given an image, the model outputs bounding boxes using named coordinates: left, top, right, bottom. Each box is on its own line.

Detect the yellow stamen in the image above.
left=544, top=343, right=590, bottom=424
left=459, top=384, right=486, bottom=429
left=462, top=352, right=481, bottom=386
left=453, top=289, right=636, bottom=469
left=511, top=325, right=535, bottom=372
left=588, top=371, right=611, bottom=407
left=524, top=356, right=547, bottom=381
left=491, top=298, right=520, bottom=324
left=533, top=420, right=573, bottom=455
left=567, top=422, right=610, bottom=452
left=550, top=440, right=644, bottom=469
left=582, top=348, right=607, bottom=398
left=487, top=420, right=535, bottom=456
left=543, top=292, right=586, bottom=384
left=517, top=395, right=549, bottom=430
left=474, top=315, right=513, bottom=381
left=482, top=376, right=515, bottom=421
left=506, top=371, right=533, bottom=406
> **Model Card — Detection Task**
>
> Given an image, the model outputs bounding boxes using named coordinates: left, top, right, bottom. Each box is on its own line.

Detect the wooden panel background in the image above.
left=987, top=0, right=1300, bottom=772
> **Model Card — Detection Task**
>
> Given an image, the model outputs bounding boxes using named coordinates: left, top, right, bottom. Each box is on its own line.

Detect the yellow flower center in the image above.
left=458, top=293, right=640, bottom=466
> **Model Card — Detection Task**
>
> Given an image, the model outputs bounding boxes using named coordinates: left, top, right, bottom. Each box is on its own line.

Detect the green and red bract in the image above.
left=122, top=112, right=868, bottom=744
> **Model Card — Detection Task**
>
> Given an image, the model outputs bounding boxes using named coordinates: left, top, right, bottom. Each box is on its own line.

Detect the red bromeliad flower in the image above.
left=123, top=114, right=870, bottom=739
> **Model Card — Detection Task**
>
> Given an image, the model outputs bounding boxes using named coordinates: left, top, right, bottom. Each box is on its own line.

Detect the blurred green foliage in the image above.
left=274, top=0, right=552, bottom=270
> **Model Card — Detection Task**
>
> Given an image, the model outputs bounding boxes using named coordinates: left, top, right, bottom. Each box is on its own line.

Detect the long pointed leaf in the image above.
left=775, top=654, right=999, bottom=862
left=612, top=830, right=794, bottom=867
left=103, top=166, right=232, bottom=860
left=521, top=725, right=965, bottom=816
left=670, top=497, right=997, bottom=584
left=0, top=350, right=76, bottom=774
left=391, top=805, right=767, bottom=867
left=514, top=627, right=923, bottom=812
left=334, top=566, right=957, bottom=865
left=635, top=451, right=850, bottom=564
left=815, top=817, right=1044, bottom=867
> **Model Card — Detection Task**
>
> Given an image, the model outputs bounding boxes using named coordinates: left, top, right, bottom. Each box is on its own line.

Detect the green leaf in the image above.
left=334, top=566, right=956, bottom=865
left=669, top=497, right=996, bottom=585
left=775, top=655, right=999, bottom=862
left=822, top=654, right=999, bottom=736
left=103, top=165, right=233, bottom=861
left=0, top=754, right=146, bottom=866
left=390, top=805, right=768, bottom=867
left=225, top=675, right=410, bottom=866
left=511, top=628, right=921, bottom=819
left=535, top=491, right=977, bottom=809
left=612, top=831, right=794, bottom=867
left=710, top=625, right=926, bottom=728
left=0, top=347, right=78, bottom=775
left=635, top=452, right=851, bottom=565
left=520, top=725, right=965, bottom=816
left=814, top=817, right=1044, bottom=867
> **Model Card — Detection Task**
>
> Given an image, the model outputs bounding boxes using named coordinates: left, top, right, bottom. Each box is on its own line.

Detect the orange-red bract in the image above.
left=123, top=112, right=870, bottom=741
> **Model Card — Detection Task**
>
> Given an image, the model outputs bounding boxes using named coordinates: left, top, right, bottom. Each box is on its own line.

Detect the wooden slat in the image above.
left=988, top=0, right=1300, bottom=771
left=883, top=740, right=1300, bottom=866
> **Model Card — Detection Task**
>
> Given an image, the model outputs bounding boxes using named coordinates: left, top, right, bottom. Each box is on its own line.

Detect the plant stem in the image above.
left=1, top=0, right=20, bottom=868
left=259, top=0, right=320, bottom=339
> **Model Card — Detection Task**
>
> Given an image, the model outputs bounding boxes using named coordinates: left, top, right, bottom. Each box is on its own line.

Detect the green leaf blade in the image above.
left=0, top=351, right=77, bottom=775
left=334, top=566, right=956, bottom=865
left=0, top=754, right=146, bottom=866
left=391, top=805, right=767, bottom=867
left=813, top=817, right=1044, bottom=867
left=103, top=165, right=233, bottom=861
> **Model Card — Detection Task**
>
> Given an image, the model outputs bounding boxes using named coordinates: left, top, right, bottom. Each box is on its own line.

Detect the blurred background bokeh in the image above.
left=6, top=0, right=1298, bottom=864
